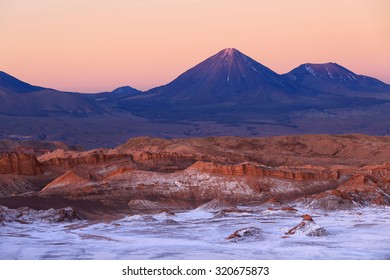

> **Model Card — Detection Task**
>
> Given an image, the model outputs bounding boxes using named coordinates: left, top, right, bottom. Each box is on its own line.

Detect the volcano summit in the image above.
left=143, top=48, right=295, bottom=105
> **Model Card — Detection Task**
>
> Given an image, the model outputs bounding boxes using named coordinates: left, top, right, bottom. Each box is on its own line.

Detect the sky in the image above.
left=0, top=0, right=389, bottom=93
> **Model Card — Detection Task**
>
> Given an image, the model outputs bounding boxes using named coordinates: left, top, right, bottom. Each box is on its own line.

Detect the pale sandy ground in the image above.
left=1, top=204, right=389, bottom=260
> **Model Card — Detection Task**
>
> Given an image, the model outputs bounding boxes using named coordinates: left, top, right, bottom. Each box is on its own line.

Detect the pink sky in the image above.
left=1, top=0, right=389, bottom=92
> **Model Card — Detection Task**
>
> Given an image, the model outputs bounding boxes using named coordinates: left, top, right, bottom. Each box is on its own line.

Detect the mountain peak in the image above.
left=216, top=48, right=246, bottom=63
left=286, top=62, right=361, bottom=82
left=145, top=48, right=291, bottom=105
left=111, top=86, right=141, bottom=95
left=221, top=47, right=239, bottom=55
left=284, top=62, right=390, bottom=92
left=302, top=62, right=356, bottom=79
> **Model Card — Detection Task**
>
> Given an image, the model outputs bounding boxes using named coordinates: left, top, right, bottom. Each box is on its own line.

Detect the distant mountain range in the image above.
left=1, top=48, right=389, bottom=147
left=1, top=48, right=390, bottom=116
left=134, top=49, right=390, bottom=106
left=112, top=48, right=390, bottom=121
left=0, top=71, right=100, bottom=116
left=145, top=48, right=390, bottom=98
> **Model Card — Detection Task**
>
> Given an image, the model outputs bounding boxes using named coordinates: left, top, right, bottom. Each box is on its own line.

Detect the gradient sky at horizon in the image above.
left=1, top=0, right=389, bottom=92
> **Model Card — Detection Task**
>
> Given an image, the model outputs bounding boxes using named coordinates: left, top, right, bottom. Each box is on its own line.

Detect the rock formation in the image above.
left=0, top=152, right=42, bottom=176
left=308, top=163, right=390, bottom=209
left=0, top=152, right=51, bottom=197
left=128, top=199, right=168, bottom=211
left=227, top=227, right=264, bottom=242
left=0, top=205, right=82, bottom=223
left=285, top=214, right=329, bottom=237
left=308, top=192, right=354, bottom=210
left=0, top=134, right=388, bottom=212
left=196, top=199, right=237, bottom=211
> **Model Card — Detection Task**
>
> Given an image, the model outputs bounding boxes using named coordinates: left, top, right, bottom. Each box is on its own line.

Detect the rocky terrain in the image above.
left=0, top=134, right=388, bottom=212
left=1, top=134, right=389, bottom=260
left=0, top=205, right=81, bottom=224
left=1, top=202, right=389, bottom=259
left=0, top=140, right=82, bottom=198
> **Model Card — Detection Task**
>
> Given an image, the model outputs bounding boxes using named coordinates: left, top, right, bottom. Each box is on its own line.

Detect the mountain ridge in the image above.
left=283, top=62, right=390, bottom=94
left=0, top=71, right=102, bottom=116
left=0, top=71, right=46, bottom=93
left=1, top=48, right=389, bottom=147
left=2, top=48, right=390, bottom=100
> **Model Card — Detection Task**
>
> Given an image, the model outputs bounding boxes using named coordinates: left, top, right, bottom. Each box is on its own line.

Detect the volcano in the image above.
left=112, top=47, right=390, bottom=129
left=1, top=48, right=390, bottom=147
left=126, top=48, right=390, bottom=110
left=144, top=48, right=297, bottom=105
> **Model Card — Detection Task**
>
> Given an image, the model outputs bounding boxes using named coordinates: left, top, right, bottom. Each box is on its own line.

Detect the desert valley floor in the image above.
left=1, top=203, right=389, bottom=260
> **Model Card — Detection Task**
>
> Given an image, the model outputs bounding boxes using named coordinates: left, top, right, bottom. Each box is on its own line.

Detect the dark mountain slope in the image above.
left=134, top=48, right=301, bottom=106
left=0, top=71, right=45, bottom=93
left=284, top=63, right=390, bottom=96
left=0, top=71, right=101, bottom=116
left=115, top=49, right=389, bottom=122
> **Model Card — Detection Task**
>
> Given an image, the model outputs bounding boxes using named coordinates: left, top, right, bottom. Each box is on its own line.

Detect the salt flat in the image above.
left=1, top=205, right=389, bottom=260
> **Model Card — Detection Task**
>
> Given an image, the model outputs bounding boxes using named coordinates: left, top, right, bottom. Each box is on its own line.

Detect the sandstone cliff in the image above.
left=0, top=152, right=42, bottom=176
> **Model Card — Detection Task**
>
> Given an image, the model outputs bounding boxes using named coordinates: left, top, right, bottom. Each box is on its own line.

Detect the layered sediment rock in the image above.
left=188, top=161, right=339, bottom=181
left=38, top=149, right=127, bottom=169
left=0, top=135, right=388, bottom=211
left=39, top=161, right=342, bottom=208
left=39, top=168, right=257, bottom=207
left=0, top=152, right=42, bottom=176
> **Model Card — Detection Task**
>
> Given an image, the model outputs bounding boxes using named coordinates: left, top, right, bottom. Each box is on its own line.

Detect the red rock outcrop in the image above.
left=117, top=135, right=390, bottom=167
left=38, top=163, right=339, bottom=208
left=188, top=161, right=339, bottom=181
left=285, top=214, right=329, bottom=236
left=1, top=135, right=389, bottom=211
left=39, top=149, right=198, bottom=173
left=337, top=174, right=389, bottom=205
left=37, top=158, right=388, bottom=209
left=41, top=171, right=92, bottom=195
left=0, top=152, right=42, bottom=176
left=38, top=149, right=128, bottom=169
left=309, top=163, right=390, bottom=209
